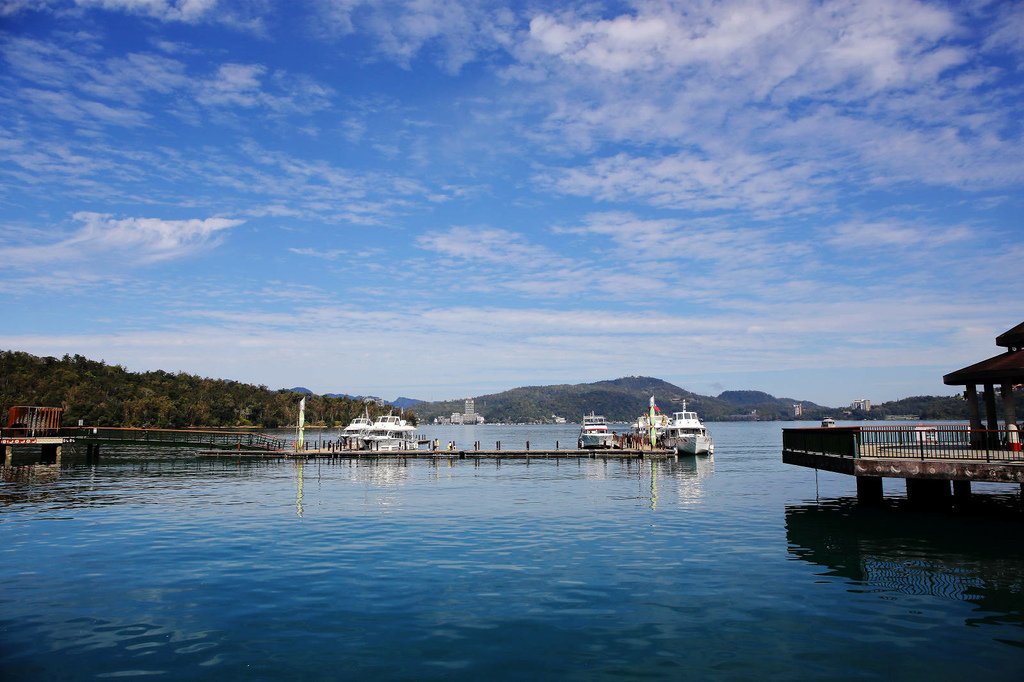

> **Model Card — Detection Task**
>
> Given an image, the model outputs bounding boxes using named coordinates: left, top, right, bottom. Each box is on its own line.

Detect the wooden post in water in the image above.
left=953, top=480, right=972, bottom=502
left=40, top=443, right=61, bottom=465
left=906, top=478, right=951, bottom=509
left=856, top=476, right=883, bottom=504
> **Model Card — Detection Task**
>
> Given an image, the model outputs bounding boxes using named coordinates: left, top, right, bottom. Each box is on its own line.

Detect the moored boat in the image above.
left=662, top=402, right=714, bottom=455
left=341, top=413, right=373, bottom=449
left=364, top=414, right=418, bottom=451
left=578, top=413, right=616, bottom=449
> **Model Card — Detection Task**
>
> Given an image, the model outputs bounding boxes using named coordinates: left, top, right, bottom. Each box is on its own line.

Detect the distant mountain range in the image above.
left=410, top=376, right=830, bottom=423
left=285, top=387, right=421, bottom=410
left=290, top=376, right=993, bottom=424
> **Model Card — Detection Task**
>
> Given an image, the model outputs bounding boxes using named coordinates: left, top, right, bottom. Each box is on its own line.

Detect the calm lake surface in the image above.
left=2, top=422, right=1023, bottom=680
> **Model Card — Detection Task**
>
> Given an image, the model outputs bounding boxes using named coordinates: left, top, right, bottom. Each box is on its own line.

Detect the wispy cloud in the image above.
left=0, top=212, right=243, bottom=267
left=314, top=0, right=516, bottom=74
left=825, top=220, right=973, bottom=249
left=542, top=151, right=827, bottom=216
left=71, top=0, right=266, bottom=32
left=417, top=225, right=562, bottom=266
left=289, top=247, right=347, bottom=260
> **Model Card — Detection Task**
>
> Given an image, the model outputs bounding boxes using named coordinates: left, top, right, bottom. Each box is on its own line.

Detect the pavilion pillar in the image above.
left=1002, top=383, right=1017, bottom=427
left=2, top=445, right=11, bottom=467
left=966, top=385, right=983, bottom=448
left=983, top=384, right=999, bottom=448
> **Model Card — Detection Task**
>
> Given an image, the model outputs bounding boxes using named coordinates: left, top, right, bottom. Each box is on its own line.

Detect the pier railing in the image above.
left=62, top=427, right=286, bottom=451
left=782, top=427, right=860, bottom=458
left=783, top=425, right=1023, bottom=463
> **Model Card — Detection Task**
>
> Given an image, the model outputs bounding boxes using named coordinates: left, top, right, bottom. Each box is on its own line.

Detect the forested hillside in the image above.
left=0, top=351, right=412, bottom=429
left=414, top=376, right=827, bottom=423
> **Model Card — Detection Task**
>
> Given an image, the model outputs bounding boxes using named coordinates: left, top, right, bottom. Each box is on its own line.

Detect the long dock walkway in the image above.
left=197, top=448, right=679, bottom=460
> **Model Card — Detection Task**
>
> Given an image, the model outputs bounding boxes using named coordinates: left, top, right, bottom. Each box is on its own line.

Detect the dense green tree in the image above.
left=0, top=350, right=416, bottom=429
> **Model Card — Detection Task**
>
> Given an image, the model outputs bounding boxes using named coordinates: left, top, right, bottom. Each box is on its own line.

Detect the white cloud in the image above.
left=543, top=150, right=826, bottom=216
left=510, top=0, right=1022, bottom=211
left=75, top=0, right=232, bottom=25
left=196, top=63, right=267, bottom=108
left=315, top=0, right=516, bottom=73
left=416, top=225, right=562, bottom=266
left=289, top=247, right=348, bottom=260
left=0, top=212, right=243, bottom=267
left=825, top=220, right=972, bottom=249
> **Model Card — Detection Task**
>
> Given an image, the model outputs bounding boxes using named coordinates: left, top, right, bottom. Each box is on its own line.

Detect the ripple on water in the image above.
left=3, top=430, right=1024, bottom=679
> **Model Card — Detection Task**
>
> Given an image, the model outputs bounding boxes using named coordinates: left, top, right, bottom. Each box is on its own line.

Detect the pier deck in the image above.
left=783, top=425, right=1024, bottom=504
left=197, top=448, right=679, bottom=460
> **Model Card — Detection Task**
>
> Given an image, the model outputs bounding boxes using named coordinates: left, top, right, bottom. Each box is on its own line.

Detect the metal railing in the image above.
left=61, top=427, right=286, bottom=451
left=858, top=425, right=1021, bottom=462
left=783, top=425, right=1023, bottom=463
left=782, top=427, right=860, bottom=458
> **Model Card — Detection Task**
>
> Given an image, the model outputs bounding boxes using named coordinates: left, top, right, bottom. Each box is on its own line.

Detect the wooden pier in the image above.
left=2, top=411, right=288, bottom=467
left=783, top=425, right=1024, bottom=506
left=197, top=448, right=679, bottom=461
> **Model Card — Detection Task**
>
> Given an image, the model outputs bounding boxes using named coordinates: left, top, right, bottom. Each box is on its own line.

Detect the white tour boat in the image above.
left=661, top=402, right=714, bottom=456
left=341, top=413, right=373, bottom=449
left=364, top=414, right=418, bottom=451
left=578, top=413, right=616, bottom=449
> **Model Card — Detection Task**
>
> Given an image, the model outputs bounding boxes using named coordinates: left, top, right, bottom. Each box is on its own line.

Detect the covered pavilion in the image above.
left=943, top=321, right=1023, bottom=438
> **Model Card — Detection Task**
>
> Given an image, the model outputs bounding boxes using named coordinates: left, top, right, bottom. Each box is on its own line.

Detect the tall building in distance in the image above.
left=850, top=399, right=872, bottom=412
left=793, top=403, right=803, bottom=417
left=444, top=398, right=485, bottom=425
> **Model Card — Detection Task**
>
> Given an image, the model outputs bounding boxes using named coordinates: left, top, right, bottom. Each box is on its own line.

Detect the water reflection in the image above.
left=786, top=500, right=1024, bottom=633
left=295, top=461, right=304, bottom=517
left=673, top=455, right=714, bottom=506
left=651, top=461, right=658, bottom=510
left=2, top=463, right=61, bottom=484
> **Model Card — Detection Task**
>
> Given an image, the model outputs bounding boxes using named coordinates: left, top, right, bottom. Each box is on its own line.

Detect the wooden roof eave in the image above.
left=943, top=349, right=1024, bottom=386
left=995, top=321, right=1024, bottom=349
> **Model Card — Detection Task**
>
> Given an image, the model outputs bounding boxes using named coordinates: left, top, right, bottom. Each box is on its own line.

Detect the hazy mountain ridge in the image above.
left=413, top=376, right=834, bottom=423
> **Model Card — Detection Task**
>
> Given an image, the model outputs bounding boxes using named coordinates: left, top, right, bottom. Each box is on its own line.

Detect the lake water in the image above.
left=2, top=422, right=1023, bottom=680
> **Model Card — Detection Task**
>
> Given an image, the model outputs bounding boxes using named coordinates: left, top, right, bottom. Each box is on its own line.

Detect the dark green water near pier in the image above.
left=2, top=422, right=1023, bottom=679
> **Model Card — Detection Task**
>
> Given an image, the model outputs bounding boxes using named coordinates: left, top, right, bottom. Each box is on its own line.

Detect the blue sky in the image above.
left=1, top=0, right=1021, bottom=407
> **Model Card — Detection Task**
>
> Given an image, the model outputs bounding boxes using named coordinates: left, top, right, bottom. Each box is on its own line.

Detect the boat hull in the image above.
left=365, top=437, right=418, bottom=451
left=664, top=435, right=714, bottom=456
left=579, top=433, right=616, bottom=449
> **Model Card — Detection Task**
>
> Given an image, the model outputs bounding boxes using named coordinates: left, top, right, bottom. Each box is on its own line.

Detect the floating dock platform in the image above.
left=197, top=448, right=679, bottom=460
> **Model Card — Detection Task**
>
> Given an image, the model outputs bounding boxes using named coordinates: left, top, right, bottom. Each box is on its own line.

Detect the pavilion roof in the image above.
left=943, top=349, right=1024, bottom=386
left=996, top=321, right=1024, bottom=350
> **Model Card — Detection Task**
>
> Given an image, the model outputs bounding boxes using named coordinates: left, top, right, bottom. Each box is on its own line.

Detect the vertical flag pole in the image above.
left=649, top=396, right=657, bottom=449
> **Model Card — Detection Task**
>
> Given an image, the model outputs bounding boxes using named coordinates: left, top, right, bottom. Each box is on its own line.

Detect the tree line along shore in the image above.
left=0, top=351, right=405, bottom=429
left=4, top=350, right=1014, bottom=430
